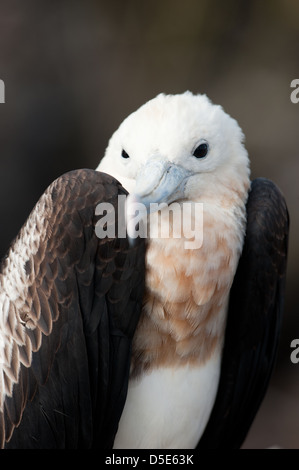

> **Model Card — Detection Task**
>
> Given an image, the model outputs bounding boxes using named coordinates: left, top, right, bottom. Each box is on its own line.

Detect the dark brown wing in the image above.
left=0, top=169, right=145, bottom=449
left=197, top=177, right=289, bottom=449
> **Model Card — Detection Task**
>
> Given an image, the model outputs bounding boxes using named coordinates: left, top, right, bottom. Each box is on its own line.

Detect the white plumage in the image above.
left=0, top=91, right=288, bottom=449
left=97, top=91, right=250, bottom=448
left=113, top=356, right=221, bottom=449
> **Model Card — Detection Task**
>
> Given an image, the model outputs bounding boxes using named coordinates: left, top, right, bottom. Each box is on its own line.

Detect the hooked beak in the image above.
left=130, top=159, right=191, bottom=211
left=125, top=159, right=192, bottom=242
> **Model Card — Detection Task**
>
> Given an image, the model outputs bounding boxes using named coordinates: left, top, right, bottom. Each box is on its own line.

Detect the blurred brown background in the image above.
left=0, top=0, right=298, bottom=449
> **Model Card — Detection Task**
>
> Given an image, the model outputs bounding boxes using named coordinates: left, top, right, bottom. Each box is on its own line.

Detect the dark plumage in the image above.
left=0, top=170, right=289, bottom=449
left=198, top=178, right=289, bottom=449
left=0, top=169, right=145, bottom=448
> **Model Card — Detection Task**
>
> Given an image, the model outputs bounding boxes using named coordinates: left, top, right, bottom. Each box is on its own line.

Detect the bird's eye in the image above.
left=193, top=141, right=209, bottom=159
left=121, top=149, right=130, bottom=159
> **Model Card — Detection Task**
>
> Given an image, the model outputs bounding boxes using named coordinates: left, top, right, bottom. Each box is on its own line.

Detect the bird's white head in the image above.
left=97, top=92, right=250, bottom=211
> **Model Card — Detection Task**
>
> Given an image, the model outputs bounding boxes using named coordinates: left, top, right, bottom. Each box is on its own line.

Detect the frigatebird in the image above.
left=0, top=92, right=288, bottom=448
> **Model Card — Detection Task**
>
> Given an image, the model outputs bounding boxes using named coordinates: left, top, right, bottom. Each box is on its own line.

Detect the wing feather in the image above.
left=0, top=169, right=145, bottom=448
left=197, top=177, right=289, bottom=449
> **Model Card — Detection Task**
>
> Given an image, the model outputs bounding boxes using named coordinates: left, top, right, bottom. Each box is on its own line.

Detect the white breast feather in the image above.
left=113, top=351, right=221, bottom=449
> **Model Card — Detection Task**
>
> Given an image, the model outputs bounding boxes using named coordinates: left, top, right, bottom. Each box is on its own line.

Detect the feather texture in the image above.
left=197, top=177, right=289, bottom=449
left=0, top=169, right=145, bottom=448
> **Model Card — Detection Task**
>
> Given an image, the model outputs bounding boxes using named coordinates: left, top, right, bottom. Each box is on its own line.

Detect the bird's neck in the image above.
left=130, top=200, right=246, bottom=378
